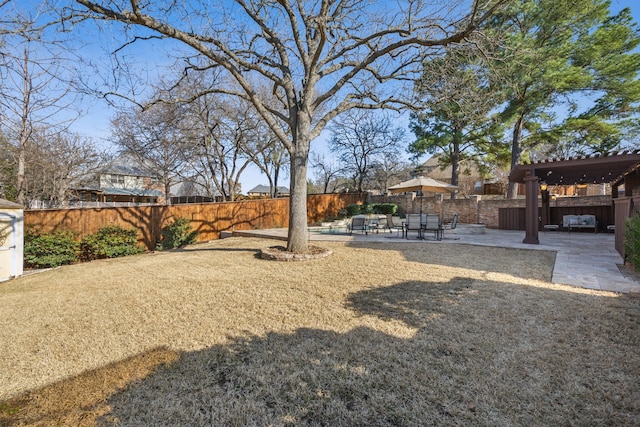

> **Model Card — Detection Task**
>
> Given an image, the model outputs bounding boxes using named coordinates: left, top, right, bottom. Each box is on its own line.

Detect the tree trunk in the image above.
left=164, top=180, right=171, bottom=205
left=272, top=167, right=280, bottom=198
left=287, top=136, right=310, bottom=253
left=16, top=50, right=30, bottom=206
left=507, top=115, right=524, bottom=199
left=450, top=140, right=460, bottom=200
left=57, top=179, right=67, bottom=207
left=229, top=177, right=239, bottom=202
left=266, top=175, right=275, bottom=198
left=16, top=137, right=26, bottom=206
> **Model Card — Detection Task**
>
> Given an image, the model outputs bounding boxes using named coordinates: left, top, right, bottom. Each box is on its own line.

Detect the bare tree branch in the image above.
left=65, top=0, right=510, bottom=251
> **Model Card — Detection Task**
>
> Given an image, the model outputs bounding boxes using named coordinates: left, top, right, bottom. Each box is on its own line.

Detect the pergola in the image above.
left=509, top=150, right=640, bottom=245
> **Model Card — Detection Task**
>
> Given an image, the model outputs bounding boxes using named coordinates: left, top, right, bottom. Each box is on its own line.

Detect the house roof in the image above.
left=0, top=198, right=23, bottom=209
left=100, top=187, right=165, bottom=197
left=170, top=179, right=221, bottom=198
left=101, top=154, right=159, bottom=178
left=418, top=154, right=482, bottom=181
left=247, top=185, right=290, bottom=194
left=509, top=150, right=640, bottom=186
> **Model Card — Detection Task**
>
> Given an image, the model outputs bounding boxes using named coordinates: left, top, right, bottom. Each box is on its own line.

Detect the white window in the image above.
left=110, top=175, right=125, bottom=184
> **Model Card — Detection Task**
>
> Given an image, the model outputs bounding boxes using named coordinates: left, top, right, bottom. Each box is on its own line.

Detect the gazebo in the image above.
left=509, top=150, right=640, bottom=252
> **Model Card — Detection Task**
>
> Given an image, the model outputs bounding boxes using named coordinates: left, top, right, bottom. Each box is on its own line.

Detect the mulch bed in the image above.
left=260, top=245, right=333, bottom=261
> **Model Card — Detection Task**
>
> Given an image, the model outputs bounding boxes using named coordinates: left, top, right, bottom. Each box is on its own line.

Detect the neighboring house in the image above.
left=416, top=154, right=486, bottom=195
left=247, top=185, right=290, bottom=198
left=71, top=158, right=165, bottom=207
left=419, top=154, right=609, bottom=197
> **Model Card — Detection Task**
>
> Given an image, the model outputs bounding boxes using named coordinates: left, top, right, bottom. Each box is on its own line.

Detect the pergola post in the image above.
left=523, top=170, right=539, bottom=244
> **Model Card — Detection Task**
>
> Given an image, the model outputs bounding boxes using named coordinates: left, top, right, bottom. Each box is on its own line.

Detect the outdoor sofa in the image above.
left=562, top=214, right=597, bottom=233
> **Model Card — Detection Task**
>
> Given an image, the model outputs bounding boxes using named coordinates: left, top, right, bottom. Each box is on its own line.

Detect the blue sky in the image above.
left=65, top=0, right=640, bottom=193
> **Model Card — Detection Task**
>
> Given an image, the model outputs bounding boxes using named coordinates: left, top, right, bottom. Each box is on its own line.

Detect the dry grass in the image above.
left=0, top=237, right=638, bottom=426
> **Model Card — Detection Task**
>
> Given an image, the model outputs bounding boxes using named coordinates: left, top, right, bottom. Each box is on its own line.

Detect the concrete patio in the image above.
left=233, top=226, right=640, bottom=294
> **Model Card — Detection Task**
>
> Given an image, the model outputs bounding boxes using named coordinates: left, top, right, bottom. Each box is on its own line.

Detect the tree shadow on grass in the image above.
left=0, top=347, right=180, bottom=427
left=344, top=277, right=475, bottom=329
left=92, top=278, right=639, bottom=426
left=3, top=278, right=638, bottom=426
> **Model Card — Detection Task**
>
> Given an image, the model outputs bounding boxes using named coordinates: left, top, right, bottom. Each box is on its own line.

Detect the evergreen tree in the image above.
left=409, top=42, right=506, bottom=198
left=488, top=0, right=640, bottom=197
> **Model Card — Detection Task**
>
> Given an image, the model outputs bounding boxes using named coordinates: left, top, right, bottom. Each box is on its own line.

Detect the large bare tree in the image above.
left=111, top=101, right=191, bottom=205
left=65, top=0, right=508, bottom=252
left=0, top=36, right=81, bottom=206
left=329, top=110, right=405, bottom=193
left=27, top=130, right=101, bottom=207
left=310, top=152, right=343, bottom=194
left=0, top=3, right=107, bottom=207
left=184, top=94, right=256, bottom=202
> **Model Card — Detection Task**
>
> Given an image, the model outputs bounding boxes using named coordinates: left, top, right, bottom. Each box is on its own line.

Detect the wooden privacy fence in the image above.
left=613, top=195, right=640, bottom=258
left=24, top=193, right=366, bottom=250
left=498, top=207, right=527, bottom=230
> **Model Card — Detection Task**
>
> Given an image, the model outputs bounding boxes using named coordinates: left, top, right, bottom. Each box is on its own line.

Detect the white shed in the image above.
left=0, top=198, right=24, bottom=281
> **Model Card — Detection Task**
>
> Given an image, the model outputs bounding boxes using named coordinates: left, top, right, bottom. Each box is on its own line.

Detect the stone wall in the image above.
left=372, top=194, right=613, bottom=229
left=477, top=198, right=524, bottom=229
left=442, top=197, right=481, bottom=224
left=554, top=195, right=611, bottom=207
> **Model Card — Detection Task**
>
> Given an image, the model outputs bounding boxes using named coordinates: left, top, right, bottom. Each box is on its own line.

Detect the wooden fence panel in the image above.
left=24, top=193, right=366, bottom=249
left=307, top=193, right=363, bottom=223
left=614, top=198, right=631, bottom=258
left=23, top=206, right=165, bottom=249
left=164, top=198, right=290, bottom=243
left=498, top=207, right=526, bottom=230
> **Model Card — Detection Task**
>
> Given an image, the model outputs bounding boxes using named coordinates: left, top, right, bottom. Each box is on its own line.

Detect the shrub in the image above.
left=336, top=208, right=348, bottom=219
left=345, top=203, right=362, bottom=216
left=345, top=203, right=398, bottom=217
left=372, top=203, right=398, bottom=215
left=160, top=217, right=199, bottom=249
left=24, top=229, right=78, bottom=268
left=79, top=225, right=144, bottom=261
left=624, top=214, right=640, bottom=270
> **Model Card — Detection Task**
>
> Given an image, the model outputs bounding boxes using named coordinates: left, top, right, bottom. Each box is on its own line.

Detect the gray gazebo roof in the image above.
left=248, top=185, right=289, bottom=194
